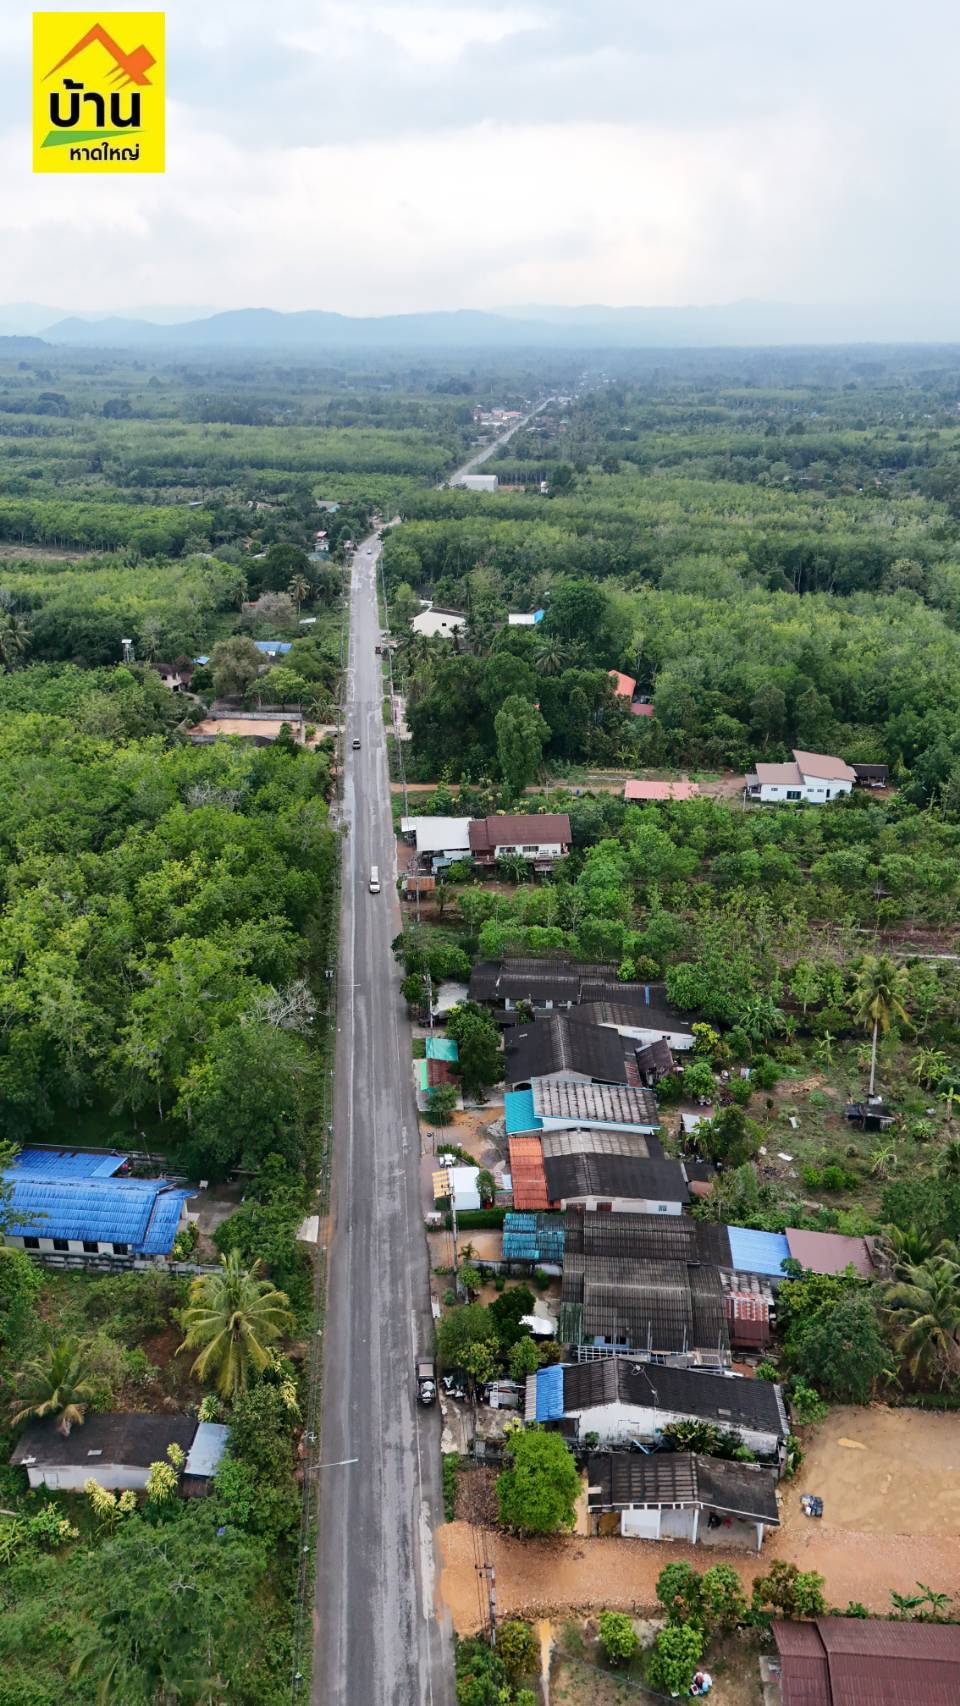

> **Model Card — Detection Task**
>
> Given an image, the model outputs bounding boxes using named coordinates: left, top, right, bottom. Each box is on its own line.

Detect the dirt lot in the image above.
left=782, top=1404, right=960, bottom=1536
left=437, top=1406, right=960, bottom=1633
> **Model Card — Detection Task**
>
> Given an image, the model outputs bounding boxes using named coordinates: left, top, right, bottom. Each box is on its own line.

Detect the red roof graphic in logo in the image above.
left=45, top=23, right=156, bottom=88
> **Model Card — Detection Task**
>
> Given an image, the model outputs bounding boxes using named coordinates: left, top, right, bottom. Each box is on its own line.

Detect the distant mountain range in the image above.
left=1, top=300, right=956, bottom=350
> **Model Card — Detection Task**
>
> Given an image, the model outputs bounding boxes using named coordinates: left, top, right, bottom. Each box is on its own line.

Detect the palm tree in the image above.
left=9, top=1335, right=97, bottom=1435
left=0, top=611, right=31, bottom=672
left=869, top=1144, right=897, bottom=1180
left=533, top=636, right=568, bottom=676
left=849, top=954, right=911, bottom=1096
left=287, top=573, right=311, bottom=616
left=882, top=1250, right=960, bottom=1387
left=178, top=1250, right=294, bottom=1400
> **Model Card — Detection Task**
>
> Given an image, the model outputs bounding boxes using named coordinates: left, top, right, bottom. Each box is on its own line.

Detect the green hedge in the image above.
left=445, top=1208, right=506, bottom=1229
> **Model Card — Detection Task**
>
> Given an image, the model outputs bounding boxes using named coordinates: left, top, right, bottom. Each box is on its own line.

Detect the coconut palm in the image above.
left=8, top=1335, right=97, bottom=1435
left=178, top=1250, right=294, bottom=1400
left=849, top=954, right=911, bottom=1096
left=882, top=1250, right=960, bottom=1387
left=0, top=611, right=31, bottom=672
left=877, top=1222, right=935, bottom=1273
left=533, top=636, right=569, bottom=676
left=287, top=573, right=311, bottom=615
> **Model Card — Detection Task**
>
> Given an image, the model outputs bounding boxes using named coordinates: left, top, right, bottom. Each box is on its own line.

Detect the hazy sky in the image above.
left=1, top=0, right=955, bottom=316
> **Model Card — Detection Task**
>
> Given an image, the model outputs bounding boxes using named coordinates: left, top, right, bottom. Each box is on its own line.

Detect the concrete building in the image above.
left=745, top=750, right=856, bottom=804
left=2, top=1150, right=193, bottom=1261
left=411, top=606, right=466, bottom=639
left=587, top=1451, right=779, bottom=1551
left=528, top=1360, right=790, bottom=1461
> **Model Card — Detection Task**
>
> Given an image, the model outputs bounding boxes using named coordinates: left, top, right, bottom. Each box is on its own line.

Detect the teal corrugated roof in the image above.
left=505, top=1089, right=541, bottom=1135
left=425, top=1037, right=459, bottom=1062
left=502, top=1212, right=565, bottom=1263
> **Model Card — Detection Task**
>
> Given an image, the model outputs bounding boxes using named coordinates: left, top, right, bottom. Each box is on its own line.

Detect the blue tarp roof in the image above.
left=5, top=1170, right=192, bottom=1255
left=502, top=1212, right=565, bottom=1264
left=727, top=1225, right=791, bottom=1277
left=15, top=1149, right=126, bottom=1180
left=254, top=640, right=292, bottom=654
left=535, top=1364, right=565, bottom=1422
left=505, top=1089, right=541, bottom=1135
left=426, top=1037, right=459, bottom=1062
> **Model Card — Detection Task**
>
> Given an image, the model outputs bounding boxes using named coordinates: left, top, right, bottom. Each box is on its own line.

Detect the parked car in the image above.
left=352, top=737, right=361, bottom=750
left=416, top=1358, right=437, bottom=1405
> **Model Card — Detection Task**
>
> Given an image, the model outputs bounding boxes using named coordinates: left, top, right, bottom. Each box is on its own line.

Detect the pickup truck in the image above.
left=416, top=1358, right=437, bottom=1406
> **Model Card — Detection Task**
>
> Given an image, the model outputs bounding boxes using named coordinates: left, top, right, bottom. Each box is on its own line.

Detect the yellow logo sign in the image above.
left=33, top=12, right=165, bottom=174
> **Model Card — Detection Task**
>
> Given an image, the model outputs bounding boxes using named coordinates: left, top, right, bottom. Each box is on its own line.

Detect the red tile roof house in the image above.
left=468, top=814, right=571, bottom=870
left=745, top=750, right=856, bottom=804
left=624, top=780, right=700, bottom=802
left=609, top=670, right=637, bottom=701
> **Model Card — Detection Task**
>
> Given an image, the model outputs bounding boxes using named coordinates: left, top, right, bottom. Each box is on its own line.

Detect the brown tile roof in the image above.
left=508, top=1136, right=553, bottom=1211
left=793, top=750, right=857, bottom=783
left=754, top=761, right=803, bottom=785
left=468, top=813, right=571, bottom=852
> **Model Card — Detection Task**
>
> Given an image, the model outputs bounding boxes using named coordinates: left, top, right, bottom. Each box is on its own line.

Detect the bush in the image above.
left=497, top=1620, right=537, bottom=1686
left=656, top=1560, right=703, bottom=1626
left=788, top=1380, right=828, bottom=1426
left=442, top=1452, right=459, bottom=1521
left=701, top=1563, right=748, bottom=1632
left=455, top=1636, right=508, bottom=1706
left=753, top=1560, right=826, bottom=1621
left=755, top=1360, right=779, bottom=1382
left=750, top=1056, right=780, bottom=1090
left=598, top=1610, right=639, bottom=1666
left=647, top=1624, right=703, bottom=1696
left=445, top=1209, right=506, bottom=1230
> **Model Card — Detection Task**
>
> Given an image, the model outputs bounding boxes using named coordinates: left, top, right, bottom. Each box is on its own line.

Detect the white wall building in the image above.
left=411, top=605, right=467, bottom=640
left=746, top=750, right=856, bottom=804
left=451, top=473, right=498, bottom=492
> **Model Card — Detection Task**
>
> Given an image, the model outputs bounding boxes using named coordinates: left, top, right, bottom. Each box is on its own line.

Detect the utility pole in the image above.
left=477, top=1560, right=497, bottom=1646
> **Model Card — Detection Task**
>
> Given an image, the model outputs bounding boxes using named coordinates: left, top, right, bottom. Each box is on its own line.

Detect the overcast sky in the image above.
left=1, top=0, right=956, bottom=317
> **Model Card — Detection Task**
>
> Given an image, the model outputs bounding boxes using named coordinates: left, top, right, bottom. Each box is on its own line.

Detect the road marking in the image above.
left=315, top=1457, right=360, bottom=1469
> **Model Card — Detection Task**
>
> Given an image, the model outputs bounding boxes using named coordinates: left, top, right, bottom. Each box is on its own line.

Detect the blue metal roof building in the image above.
left=4, top=1155, right=192, bottom=1257
left=502, top=1212, right=565, bottom=1264
left=505, top=1089, right=542, bottom=1136
left=727, top=1226, right=791, bottom=1278
left=14, top=1149, right=126, bottom=1181
left=254, top=640, right=292, bottom=655
left=533, top=1364, right=565, bottom=1421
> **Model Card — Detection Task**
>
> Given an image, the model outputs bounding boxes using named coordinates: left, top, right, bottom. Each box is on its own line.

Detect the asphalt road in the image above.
left=313, top=535, right=452, bottom=1706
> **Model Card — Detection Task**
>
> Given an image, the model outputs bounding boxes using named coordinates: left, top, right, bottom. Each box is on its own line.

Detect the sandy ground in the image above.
left=437, top=1405, right=960, bottom=1632
left=781, top=1404, right=960, bottom=1536
left=190, top=716, right=333, bottom=745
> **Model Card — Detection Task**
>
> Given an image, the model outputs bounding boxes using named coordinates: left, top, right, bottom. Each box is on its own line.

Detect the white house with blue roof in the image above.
left=2, top=1150, right=194, bottom=1261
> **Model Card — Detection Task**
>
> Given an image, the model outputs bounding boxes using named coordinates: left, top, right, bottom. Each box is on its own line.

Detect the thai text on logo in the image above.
left=33, top=13, right=165, bottom=173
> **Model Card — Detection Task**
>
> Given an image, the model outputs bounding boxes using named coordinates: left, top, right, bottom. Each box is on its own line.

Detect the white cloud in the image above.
left=0, top=0, right=955, bottom=316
